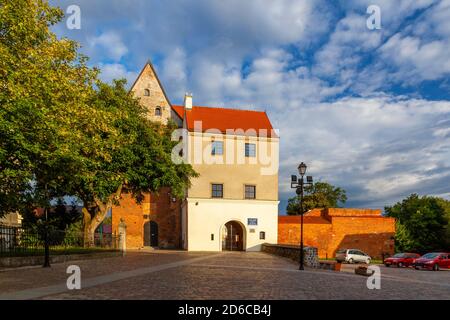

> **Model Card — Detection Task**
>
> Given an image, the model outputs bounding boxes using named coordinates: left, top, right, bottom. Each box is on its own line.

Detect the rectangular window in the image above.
left=211, top=141, right=223, bottom=155
left=260, top=231, right=266, bottom=240
left=245, top=143, right=256, bottom=157
left=211, top=184, right=223, bottom=198
left=245, top=185, right=256, bottom=199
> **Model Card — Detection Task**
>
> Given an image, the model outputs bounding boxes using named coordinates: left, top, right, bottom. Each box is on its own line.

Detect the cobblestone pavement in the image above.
left=0, top=251, right=449, bottom=300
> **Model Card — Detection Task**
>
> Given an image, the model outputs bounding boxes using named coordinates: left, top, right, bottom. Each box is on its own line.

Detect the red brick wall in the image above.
left=278, top=208, right=396, bottom=259
left=112, top=188, right=182, bottom=249
left=112, top=193, right=145, bottom=249
left=329, top=216, right=395, bottom=259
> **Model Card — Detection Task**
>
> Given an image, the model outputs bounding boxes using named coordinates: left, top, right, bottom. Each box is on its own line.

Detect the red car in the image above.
left=413, top=252, right=450, bottom=271
left=384, top=253, right=420, bottom=267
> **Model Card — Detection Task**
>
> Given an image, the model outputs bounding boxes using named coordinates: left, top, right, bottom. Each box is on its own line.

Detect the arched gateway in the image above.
left=221, top=221, right=245, bottom=251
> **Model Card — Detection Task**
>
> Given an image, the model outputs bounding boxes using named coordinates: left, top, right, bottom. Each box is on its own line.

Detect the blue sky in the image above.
left=50, top=0, right=450, bottom=212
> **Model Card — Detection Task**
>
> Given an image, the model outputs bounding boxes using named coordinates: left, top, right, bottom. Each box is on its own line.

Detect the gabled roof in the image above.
left=172, top=105, right=277, bottom=138
left=130, top=61, right=172, bottom=107
left=172, top=105, right=185, bottom=119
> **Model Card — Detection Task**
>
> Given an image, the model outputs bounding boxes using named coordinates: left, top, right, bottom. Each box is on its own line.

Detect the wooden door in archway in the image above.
left=144, top=221, right=158, bottom=247
left=222, top=221, right=244, bottom=251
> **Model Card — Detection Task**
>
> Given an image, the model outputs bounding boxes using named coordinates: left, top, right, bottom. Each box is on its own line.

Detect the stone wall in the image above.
left=278, top=208, right=395, bottom=259
left=262, top=243, right=319, bottom=268
left=0, top=251, right=121, bottom=268
left=130, top=63, right=172, bottom=124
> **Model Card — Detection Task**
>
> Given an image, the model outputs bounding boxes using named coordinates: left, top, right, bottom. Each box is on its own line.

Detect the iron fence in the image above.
left=0, top=224, right=119, bottom=257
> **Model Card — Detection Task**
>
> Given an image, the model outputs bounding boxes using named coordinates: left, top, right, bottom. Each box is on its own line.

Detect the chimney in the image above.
left=184, top=92, right=193, bottom=110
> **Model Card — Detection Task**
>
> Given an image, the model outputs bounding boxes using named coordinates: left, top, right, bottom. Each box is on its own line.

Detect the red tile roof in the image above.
left=172, top=105, right=185, bottom=119
left=171, top=105, right=277, bottom=138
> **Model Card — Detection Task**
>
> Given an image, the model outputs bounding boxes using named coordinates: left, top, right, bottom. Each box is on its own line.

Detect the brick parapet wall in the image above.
left=278, top=208, right=395, bottom=259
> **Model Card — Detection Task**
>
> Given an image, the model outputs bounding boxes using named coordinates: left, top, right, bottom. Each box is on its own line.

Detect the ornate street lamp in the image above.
left=298, top=162, right=307, bottom=177
left=291, top=162, right=313, bottom=270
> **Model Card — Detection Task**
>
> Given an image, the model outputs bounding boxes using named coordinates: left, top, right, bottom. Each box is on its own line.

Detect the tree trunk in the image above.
left=82, top=205, right=111, bottom=248
left=82, top=185, right=123, bottom=248
left=82, top=208, right=94, bottom=248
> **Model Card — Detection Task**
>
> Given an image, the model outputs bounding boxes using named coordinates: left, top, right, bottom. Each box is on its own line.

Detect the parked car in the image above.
left=384, top=253, right=420, bottom=267
left=336, top=249, right=371, bottom=264
left=413, top=252, right=450, bottom=271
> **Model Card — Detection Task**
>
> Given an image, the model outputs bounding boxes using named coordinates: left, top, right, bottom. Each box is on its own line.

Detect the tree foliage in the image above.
left=286, top=181, right=347, bottom=215
left=0, top=0, right=99, bottom=216
left=22, top=198, right=81, bottom=230
left=72, top=80, right=197, bottom=246
left=385, top=194, right=450, bottom=252
left=0, top=0, right=198, bottom=248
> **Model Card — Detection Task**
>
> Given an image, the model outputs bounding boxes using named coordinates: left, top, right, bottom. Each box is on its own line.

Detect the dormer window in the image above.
left=155, top=107, right=162, bottom=116
left=144, top=89, right=150, bottom=96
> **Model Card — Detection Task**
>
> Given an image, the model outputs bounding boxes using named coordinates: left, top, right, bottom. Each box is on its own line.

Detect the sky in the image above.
left=50, top=0, right=450, bottom=213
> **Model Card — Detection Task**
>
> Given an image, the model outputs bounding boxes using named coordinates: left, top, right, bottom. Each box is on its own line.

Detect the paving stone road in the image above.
left=0, top=251, right=449, bottom=300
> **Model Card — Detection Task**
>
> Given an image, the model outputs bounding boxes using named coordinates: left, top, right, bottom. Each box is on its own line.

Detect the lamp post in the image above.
left=43, top=206, right=50, bottom=268
left=291, top=162, right=313, bottom=270
left=43, top=183, right=50, bottom=268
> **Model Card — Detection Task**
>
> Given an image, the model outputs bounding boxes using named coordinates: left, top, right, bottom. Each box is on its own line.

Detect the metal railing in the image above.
left=0, top=224, right=119, bottom=257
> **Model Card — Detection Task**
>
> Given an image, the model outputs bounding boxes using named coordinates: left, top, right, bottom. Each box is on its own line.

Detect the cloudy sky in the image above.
left=50, top=0, right=450, bottom=212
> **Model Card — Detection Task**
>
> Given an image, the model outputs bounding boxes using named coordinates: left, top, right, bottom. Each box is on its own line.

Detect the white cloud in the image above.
left=88, top=31, right=128, bottom=61
left=161, top=47, right=188, bottom=100
left=98, top=63, right=138, bottom=85
left=379, top=33, right=450, bottom=82
left=339, top=0, right=435, bottom=25
left=313, top=13, right=383, bottom=87
left=275, top=96, right=450, bottom=207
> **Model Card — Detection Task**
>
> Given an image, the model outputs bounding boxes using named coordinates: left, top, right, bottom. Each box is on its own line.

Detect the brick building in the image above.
left=112, top=61, right=394, bottom=255
left=112, top=61, right=279, bottom=251
left=278, top=208, right=396, bottom=259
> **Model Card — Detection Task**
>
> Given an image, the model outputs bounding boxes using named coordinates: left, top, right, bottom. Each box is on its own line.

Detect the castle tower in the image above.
left=130, top=61, right=172, bottom=124
left=111, top=60, right=183, bottom=250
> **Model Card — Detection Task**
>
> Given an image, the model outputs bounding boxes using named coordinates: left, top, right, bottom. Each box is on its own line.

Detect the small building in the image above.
left=278, top=208, right=395, bottom=259
left=112, top=61, right=279, bottom=251
left=177, top=101, right=279, bottom=251
left=0, top=212, right=23, bottom=227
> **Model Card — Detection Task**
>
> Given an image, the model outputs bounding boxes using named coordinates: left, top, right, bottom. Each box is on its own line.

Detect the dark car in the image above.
left=413, top=252, right=450, bottom=271
left=384, top=253, right=420, bottom=267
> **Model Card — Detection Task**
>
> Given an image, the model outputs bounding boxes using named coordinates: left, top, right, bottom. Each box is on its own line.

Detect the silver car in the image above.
left=336, top=249, right=371, bottom=264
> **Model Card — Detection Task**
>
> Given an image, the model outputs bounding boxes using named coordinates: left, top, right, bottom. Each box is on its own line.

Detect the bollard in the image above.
left=118, top=219, right=127, bottom=257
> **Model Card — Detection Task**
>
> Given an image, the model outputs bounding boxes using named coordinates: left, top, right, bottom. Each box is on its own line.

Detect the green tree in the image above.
left=385, top=194, right=449, bottom=252
left=286, top=181, right=347, bottom=215
left=70, top=80, right=197, bottom=246
left=21, top=198, right=81, bottom=231
left=0, top=0, right=100, bottom=216
left=0, top=0, right=198, bottom=250
left=436, top=198, right=450, bottom=248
